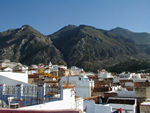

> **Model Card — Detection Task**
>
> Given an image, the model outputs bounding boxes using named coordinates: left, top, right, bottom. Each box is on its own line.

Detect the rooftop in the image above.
left=107, top=97, right=136, bottom=105
left=141, top=101, right=150, bottom=106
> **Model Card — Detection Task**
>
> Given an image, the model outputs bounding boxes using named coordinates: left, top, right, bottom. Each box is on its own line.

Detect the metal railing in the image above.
left=0, top=84, right=62, bottom=108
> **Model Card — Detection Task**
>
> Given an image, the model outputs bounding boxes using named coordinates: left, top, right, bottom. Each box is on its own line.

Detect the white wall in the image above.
left=0, top=71, right=28, bottom=83
left=98, top=72, right=112, bottom=79
left=3, top=67, right=13, bottom=72
left=84, top=100, right=112, bottom=113
left=84, top=100, right=95, bottom=113
left=125, top=82, right=134, bottom=87
left=84, top=100, right=135, bottom=113
left=113, top=76, right=120, bottom=83
left=0, top=62, right=17, bottom=68
left=95, top=104, right=112, bottom=113
left=61, top=76, right=94, bottom=98
left=117, top=90, right=136, bottom=97
left=75, top=97, right=83, bottom=111
left=28, top=70, right=38, bottom=75
left=109, top=104, right=136, bottom=113
left=19, top=88, right=83, bottom=112
left=76, top=85, right=91, bottom=97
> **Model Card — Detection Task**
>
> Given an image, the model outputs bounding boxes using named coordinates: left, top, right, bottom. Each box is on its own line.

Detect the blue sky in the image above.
left=0, top=0, right=150, bottom=34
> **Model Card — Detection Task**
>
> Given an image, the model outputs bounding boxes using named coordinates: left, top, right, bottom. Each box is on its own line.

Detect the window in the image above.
left=79, top=77, right=81, bottom=80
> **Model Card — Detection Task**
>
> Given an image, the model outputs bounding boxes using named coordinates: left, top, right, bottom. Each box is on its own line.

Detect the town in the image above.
left=0, top=59, right=150, bottom=113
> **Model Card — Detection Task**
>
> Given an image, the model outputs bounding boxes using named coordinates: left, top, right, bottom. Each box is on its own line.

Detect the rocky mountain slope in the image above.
left=49, top=25, right=146, bottom=71
left=110, top=27, right=150, bottom=55
left=0, top=25, right=64, bottom=65
left=0, top=25, right=150, bottom=72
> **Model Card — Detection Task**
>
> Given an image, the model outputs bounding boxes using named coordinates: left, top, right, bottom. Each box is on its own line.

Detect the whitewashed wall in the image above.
left=117, top=90, right=136, bottom=97
left=84, top=100, right=95, bottom=113
left=0, top=71, right=28, bottom=83
left=28, top=70, right=38, bottom=75
left=75, top=81, right=91, bottom=97
left=19, top=88, right=83, bottom=112
left=84, top=100, right=112, bottom=113
left=109, top=103, right=136, bottom=113
left=95, top=104, right=112, bottom=113
left=61, top=76, right=94, bottom=98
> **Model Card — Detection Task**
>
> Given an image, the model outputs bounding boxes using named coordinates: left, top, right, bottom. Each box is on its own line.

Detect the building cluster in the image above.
left=0, top=59, right=150, bottom=113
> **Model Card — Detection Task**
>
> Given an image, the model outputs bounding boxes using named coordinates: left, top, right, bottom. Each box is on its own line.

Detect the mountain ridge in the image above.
left=49, top=25, right=147, bottom=71
left=0, top=25, right=64, bottom=65
left=0, top=24, right=150, bottom=72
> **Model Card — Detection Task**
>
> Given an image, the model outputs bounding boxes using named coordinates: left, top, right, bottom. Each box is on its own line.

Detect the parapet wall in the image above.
left=0, top=109, right=81, bottom=113
left=0, top=72, right=28, bottom=83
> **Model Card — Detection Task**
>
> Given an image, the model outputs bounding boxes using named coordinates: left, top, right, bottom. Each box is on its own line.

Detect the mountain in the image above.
left=0, top=25, right=150, bottom=72
left=108, top=59, right=150, bottom=73
left=49, top=25, right=146, bottom=72
left=0, top=25, right=64, bottom=65
left=110, top=27, right=150, bottom=55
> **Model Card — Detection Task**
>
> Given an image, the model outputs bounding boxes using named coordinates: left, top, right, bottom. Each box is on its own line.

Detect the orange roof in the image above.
left=63, top=84, right=75, bottom=89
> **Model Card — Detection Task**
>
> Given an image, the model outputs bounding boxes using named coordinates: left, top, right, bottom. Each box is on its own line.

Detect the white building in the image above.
left=84, top=100, right=112, bottom=113
left=119, top=72, right=141, bottom=80
left=84, top=97, right=137, bottom=113
left=107, top=97, right=137, bottom=113
left=58, top=65, right=67, bottom=70
left=81, top=72, right=95, bottom=77
left=113, top=72, right=143, bottom=84
left=28, top=69, right=38, bottom=75
left=98, top=69, right=113, bottom=79
left=29, top=65, right=38, bottom=70
left=60, top=75, right=94, bottom=98
left=111, top=86, right=136, bottom=97
left=140, top=101, right=150, bottom=113
left=70, top=66, right=84, bottom=75
left=13, top=65, right=28, bottom=72
left=2, top=67, right=13, bottom=72
left=44, top=67, right=52, bottom=73
left=0, top=59, right=22, bottom=68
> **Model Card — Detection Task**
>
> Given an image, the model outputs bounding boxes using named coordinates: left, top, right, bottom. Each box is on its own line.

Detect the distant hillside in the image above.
left=0, top=25, right=150, bottom=72
left=107, top=59, right=150, bottom=73
left=0, top=25, right=64, bottom=65
left=49, top=25, right=146, bottom=72
left=110, top=27, right=150, bottom=55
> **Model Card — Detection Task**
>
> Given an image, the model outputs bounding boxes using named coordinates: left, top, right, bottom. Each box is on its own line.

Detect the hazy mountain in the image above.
left=0, top=25, right=64, bottom=65
left=110, top=27, right=150, bottom=55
